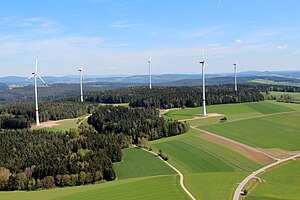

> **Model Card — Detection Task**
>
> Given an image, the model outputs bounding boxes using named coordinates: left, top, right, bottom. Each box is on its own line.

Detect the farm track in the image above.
left=140, top=147, right=196, bottom=200
left=232, top=153, right=300, bottom=200
left=177, top=110, right=300, bottom=200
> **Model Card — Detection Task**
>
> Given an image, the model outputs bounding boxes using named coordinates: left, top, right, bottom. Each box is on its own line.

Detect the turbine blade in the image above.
left=37, top=74, right=47, bottom=85
left=35, top=55, right=39, bottom=72
left=202, top=48, right=205, bottom=60
left=26, top=74, right=35, bottom=80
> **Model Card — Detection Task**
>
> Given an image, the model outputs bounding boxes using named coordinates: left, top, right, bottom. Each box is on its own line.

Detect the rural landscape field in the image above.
left=1, top=1, right=300, bottom=200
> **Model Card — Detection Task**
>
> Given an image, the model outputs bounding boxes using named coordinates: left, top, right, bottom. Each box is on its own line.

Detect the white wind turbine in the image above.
left=147, top=55, right=152, bottom=89
left=78, top=65, right=84, bottom=102
left=27, top=56, right=47, bottom=126
left=199, top=50, right=207, bottom=117
left=233, top=62, right=238, bottom=91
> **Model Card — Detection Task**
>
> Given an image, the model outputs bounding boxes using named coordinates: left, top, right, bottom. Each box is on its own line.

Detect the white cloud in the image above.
left=277, top=45, right=288, bottom=49
left=235, top=39, right=242, bottom=44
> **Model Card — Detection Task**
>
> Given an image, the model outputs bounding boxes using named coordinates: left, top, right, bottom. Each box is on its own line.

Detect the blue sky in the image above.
left=0, top=0, right=299, bottom=76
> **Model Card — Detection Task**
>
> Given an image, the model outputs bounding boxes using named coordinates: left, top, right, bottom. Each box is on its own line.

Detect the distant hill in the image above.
left=1, top=71, right=299, bottom=85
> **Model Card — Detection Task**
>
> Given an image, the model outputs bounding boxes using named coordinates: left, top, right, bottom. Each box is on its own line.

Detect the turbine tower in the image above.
left=147, top=55, right=152, bottom=89
left=233, top=62, right=238, bottom=91
left=78, top=65, right=83, bottom=102
left=199, top=50, right=207, bottom=117
left=27, top=56, right=47, bottom=126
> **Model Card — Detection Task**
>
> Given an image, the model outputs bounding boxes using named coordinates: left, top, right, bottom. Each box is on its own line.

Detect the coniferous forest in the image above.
left=85, top=85, right=265, bottom=109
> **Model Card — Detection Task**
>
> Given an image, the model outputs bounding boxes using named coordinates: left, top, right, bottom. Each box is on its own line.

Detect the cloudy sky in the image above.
left=0, top=0, right=299, bottom=76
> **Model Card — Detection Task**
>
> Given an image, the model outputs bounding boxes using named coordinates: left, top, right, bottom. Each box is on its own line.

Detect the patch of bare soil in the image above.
left=179, top=113, right=224, bottom=122
left=196, top=128, right=274, bottom=165
left=32, top=120, right=60, bottom=129
left=257, top=148, right=296, bottom=159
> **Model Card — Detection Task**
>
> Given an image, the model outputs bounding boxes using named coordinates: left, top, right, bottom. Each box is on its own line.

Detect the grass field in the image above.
left=164, top=101, right=297, bottom=123
left=201, top=111, right=300, bottom=151
left=150, top=129, right=261, bottom=200
left=114, top=148, right=175, bottom=179
left=0, top=175, right=188, bottom=200
left=247, top=160, right=300, bottom=200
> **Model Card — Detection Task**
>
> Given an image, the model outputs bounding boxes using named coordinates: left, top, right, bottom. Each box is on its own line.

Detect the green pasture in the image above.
left=150, top=130, right=261, bottom=200
left=114, top=148, right=175, bottom=179
left=247, top=160, right=300, bottom=200
left=164, top=101, right=297, bottom=123
left=0, top=175, right=188, bottom=200
left=201, top=111, right=300, bottom=151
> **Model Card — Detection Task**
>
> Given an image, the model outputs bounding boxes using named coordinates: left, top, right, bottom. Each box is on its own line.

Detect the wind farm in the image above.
left=0, top=1, right=300, bottom=200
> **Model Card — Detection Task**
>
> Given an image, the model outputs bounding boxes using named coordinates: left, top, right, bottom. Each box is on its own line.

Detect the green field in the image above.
left=114, top=148, right=175, bottom=179
left=150, top=130, right=261, bottom=200
left=201, top=111, right=300, bottom=151
left=164, top=101, right=297, bottom=123
left=0, top=176, right=188, bottom=200
left=247, top=160, right=300, bottom=200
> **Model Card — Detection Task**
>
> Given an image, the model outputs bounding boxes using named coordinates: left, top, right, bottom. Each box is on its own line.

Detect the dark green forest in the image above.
left=88, top=106, right=188, bottom=143
left=0, top=102, right=94, bottom=129
left=85, top=85, right=265, bottom=109
left=0, top=125, right=127, bottom=190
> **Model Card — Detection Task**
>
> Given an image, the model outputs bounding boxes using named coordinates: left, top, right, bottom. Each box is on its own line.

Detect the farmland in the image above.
left=150, top=129, right=261, bottom=200
left=200, top=108, right=300, bottom=151
left=247, top=160, right=300, bottom=200
left=0, top=176, right=187, bottom=200
left=114, top=148, right=175, bottom=179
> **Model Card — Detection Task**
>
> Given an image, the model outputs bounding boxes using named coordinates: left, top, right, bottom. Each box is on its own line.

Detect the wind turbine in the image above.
left=27, top=56, right=47, bottom=126
left=78, top=65, right=84, bottom=102
left=199, top=50, right=207, bottom=117
left=147, top=55, right=152, bottom=89
left=233, top=62, right=238, bottom=91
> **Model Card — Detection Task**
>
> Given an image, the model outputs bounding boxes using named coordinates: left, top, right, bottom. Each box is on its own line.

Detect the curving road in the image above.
left=141, top=148, right=196, bottom=200
left=233, top=153, right=300, bottom=200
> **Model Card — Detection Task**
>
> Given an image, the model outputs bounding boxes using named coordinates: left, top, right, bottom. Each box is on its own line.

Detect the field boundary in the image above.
left=233, top=153, right=300, bottom=200
left=140, top=147, right=196, bottom=200
left=191, top=127, right=277, bottom=162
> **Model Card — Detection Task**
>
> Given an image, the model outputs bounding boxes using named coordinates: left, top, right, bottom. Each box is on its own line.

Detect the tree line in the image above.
left=0, top=101, right=94, bottom=128
left=84, top=85, right=265, bottom=109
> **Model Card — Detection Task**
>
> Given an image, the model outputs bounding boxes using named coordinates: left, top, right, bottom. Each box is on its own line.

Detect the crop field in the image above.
left=0, top=175, right=188, bottom=200
left=247, top=160, right=300, bottom=200
left=164, top=101, right=297, bottom=125
left=150, top=129, right=261, bottom=200
left=201, top=111, right=300, bottom=151
left=114, top=148, right=175, bottom=179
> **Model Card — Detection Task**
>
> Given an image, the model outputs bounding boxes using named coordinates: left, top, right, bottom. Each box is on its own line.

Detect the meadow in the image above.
left=0, top=176, right=188, bottom=200
left=114, top=147, right=175, bottom=179
left=201, top=109, right=300, bottom=151
left=150, top=129, right=261, bottom=200
left=247, top=160, right=300, bottom=200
